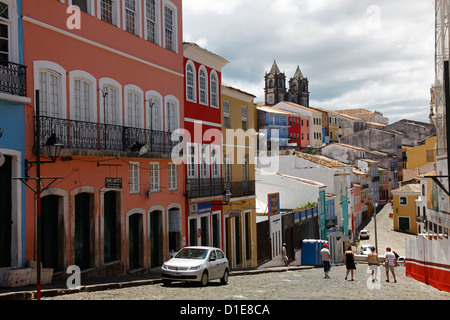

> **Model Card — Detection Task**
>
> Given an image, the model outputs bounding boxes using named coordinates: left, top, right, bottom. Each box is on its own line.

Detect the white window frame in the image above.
left=34, top=61, right=67, bottom=119
left=97, top=0, right=121, bottom=27
left=198, top=66, right=208, bottom=105
left=162, top=0, right=178, bottom=52
left=129, top=161, right=140, bottom=194
left=122, top=0, right=142, bottom=37
left=168, top=162, right=177, bottom=191
left=99, top=77, right=123, bottom=125
left=150, top=162, right=160, bottom=192
left=145, top=90, right=163, bottom=131
left=144, top=0, right=161, bottom=45
left=69, top=70, right=97, bottom=122
left=124, top=84, right=144, bottom=128
left=185, top=60, right=196, bottom=103
left=241, top=105, right=248, bottom=131
left=223, top=100, right=231, bottom=128
left=211, top=145, right=221, bottom=179
left=399, top=196, right=408, bottom=206
left=164, top=95, right=179, bottom=132
left=187, top=143, right=198, bottom=179
left=200, top=144, right=210, bottom=179
left=68, top=0, right=95, bottom=15
left=210, top=70, right=219, bottom=108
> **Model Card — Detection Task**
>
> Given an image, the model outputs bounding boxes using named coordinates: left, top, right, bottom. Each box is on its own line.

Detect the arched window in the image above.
left=186, top=61, right=196, bottom=102
left=124, top=85, right=144, bottom=128
left=210, top=71, right=218, bottom=108
left=99, top=77, right=123, bottom=126
left=198, top=67, right=208, bottom=105
left=145, top=90, right=163, bottom=131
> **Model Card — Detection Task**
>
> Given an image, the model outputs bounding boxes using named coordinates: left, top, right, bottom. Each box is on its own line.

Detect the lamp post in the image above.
left=16, top=90, right=63, bottom=300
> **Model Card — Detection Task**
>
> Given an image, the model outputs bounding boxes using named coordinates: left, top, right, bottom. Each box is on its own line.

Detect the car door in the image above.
left=208, top=249, right=219, bottom=279
left=216, top=249, right=227, bottom=276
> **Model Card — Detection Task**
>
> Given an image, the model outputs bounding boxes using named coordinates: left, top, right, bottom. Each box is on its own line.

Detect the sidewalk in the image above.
left=0, top=265, right=315, bottom=300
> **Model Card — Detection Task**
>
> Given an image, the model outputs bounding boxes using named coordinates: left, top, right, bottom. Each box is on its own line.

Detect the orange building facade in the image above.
left=22, top=0, right=185, bottom=276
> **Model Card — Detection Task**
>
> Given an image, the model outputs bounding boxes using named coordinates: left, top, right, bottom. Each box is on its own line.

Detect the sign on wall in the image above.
left=268, top=193, right=280, bottom=216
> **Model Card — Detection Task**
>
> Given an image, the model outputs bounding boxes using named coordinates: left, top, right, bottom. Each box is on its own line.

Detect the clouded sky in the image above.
left=183, top=0, right=435, bottom=124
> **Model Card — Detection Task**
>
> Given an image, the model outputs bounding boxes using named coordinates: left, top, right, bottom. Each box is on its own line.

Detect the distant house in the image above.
left=392, top=184, right=421, bottom=234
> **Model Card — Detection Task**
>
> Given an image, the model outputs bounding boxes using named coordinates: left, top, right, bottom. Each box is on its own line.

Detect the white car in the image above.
left=359, top=230, right=370, bottom=240
left=360, top=245, right=372, bottom=255
left=161, top=246, right=229, bottom=286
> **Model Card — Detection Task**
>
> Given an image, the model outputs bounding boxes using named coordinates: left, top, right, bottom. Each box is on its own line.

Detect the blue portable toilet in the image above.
left=302, top=239, right=328, bottom=266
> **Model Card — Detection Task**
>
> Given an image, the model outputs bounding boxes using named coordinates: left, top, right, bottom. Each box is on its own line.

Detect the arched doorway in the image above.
left=149, top=210, right=163, bottom=268
left=41, top=195, right=62, bottom=271
left=104, top=191, right=120, bottom=263
left=128, top=213, right=143, bottom=270
left=74, top=192, right=93, bottom=269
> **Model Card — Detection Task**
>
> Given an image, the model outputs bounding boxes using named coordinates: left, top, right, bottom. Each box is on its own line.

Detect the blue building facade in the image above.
left=0, top=0, right=29, bottom=268
left=265, top=112, right=290, bottom=147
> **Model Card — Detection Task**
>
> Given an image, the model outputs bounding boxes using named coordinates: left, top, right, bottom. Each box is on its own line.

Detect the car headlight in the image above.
left=162, top=263, right=168, bottom=270
left=189, top=265, right=202, bottom=271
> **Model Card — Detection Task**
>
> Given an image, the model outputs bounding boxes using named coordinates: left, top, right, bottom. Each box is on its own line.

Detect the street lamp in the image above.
left=15, top=90, right=63, bottom=300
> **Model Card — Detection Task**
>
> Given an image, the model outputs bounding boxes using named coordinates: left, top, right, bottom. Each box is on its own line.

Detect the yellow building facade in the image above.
left=221, top=84, right=258, bottom=269
left=406, top=136, right=437, bottom=169
left=392, top=184, right=421, bottom=234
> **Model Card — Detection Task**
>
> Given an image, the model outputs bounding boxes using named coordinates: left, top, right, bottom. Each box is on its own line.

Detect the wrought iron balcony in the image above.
left=38, top=115, right=177, bottom=155
left=0, top=60, right=27, bottom=96
left=224, top=180, right=255, bottom=198
left=186, top=178, right=224, bottom=199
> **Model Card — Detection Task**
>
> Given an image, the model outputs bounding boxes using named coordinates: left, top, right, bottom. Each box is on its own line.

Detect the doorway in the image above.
left=75, top=193, right=92, bottom=269
left=128, top=213, right=143, bottom=270
left=150, top=210, right=163, bottom=268
left=104, top=191, right=119, bottom=263
left=41, top=195, right=60, bottom=270
left=0, top=155, right=12, bottom=267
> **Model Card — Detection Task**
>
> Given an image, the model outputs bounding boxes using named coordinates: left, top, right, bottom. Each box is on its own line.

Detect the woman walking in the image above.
left=368, top=246, right=380, bottom=282
left=344, top=244, right=357, bottom=281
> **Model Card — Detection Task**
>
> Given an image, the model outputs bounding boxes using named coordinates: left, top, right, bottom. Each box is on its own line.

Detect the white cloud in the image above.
left=183, top=0, right=435, bottom=124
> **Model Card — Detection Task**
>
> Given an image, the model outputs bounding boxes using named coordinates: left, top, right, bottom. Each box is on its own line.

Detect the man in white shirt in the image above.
left=384, top=247, right=397, bottom=283
left=320, top=243, right=332, bottom=279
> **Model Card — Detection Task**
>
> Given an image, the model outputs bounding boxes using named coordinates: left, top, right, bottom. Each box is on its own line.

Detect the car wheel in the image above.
left=200, top=271, right=209, bottom=287
left=220, top=269, right=229, bottom=285
left=162, top=280, right=172, bottom=287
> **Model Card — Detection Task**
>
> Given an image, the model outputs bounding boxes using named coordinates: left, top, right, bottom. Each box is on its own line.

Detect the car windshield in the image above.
left=174, top=248, right=209, bottom=260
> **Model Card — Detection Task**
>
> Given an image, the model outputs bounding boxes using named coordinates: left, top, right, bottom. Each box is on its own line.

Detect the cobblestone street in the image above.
left=44, top=264, right=450, bottom=301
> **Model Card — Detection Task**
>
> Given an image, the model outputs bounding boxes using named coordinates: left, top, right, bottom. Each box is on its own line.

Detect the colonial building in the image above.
left=183, top=42, right=228, bottom=250
left=23, top=0, right=185, bottom=276
left=221, top=84, right=257, bottom=269
left=0, top=0, right=30, bottom=268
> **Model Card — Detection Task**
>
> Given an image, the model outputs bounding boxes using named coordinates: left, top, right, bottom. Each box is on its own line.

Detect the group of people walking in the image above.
left=320, top=243, right=399, bottom=282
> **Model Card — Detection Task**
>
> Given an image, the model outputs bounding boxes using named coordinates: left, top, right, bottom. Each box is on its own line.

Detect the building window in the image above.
left=223, top=100, right=231, bottom=128
left=168, top=162, right=177, bottom=190
left=99, top=0, right=119, bottom=26
left=186, top=62, right=196, bottom=102
left=124, top=0, right=140, bottom=36
left=210, top=71, right=218, bottom=108
left=187, top=145, right=197, bottom=179
left=39, top=70, right=62, bottom=118
left=102, top=85, right=119, bottom=125
left=199, top=67, right=208, bottom=105
left=129, top=161, right=140, bottom=194
left=73, top=79, right=93, bottom=122
left=150, top=162, right=160, bottom=192
left=0, top=1, right=9, bottom=61
left=211, top=146, right=220, bottom=178
left=165, top=96, right=179, bottom=131
left=146, top=91, right=163, bottom=131
left=127, top=91, right=140, bottom=127
left=241, top=106, right=248, bottom=131
left=145, top=0, right=159, bottom=44
left=163, top=5, right=175, bottom=51
left=399, top=196, right=407, bottom=205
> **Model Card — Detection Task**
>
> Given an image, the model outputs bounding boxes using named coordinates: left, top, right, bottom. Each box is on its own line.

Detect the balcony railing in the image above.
left=224, top=180, right=255, bottom=198
left=0, top=60, right=27, bottom=96
left=186, top=178, right=224, bottom=199
left=38, top=115, right=177, bottom=155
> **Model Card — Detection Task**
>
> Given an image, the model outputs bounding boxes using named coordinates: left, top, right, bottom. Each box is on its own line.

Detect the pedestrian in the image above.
left=282, top=243, right=289, bottom=267
left=367, top=246, right=380, bottom=282
left=320, top=243, right=332, bottom=279
left=344, top=243, right=357, bottom=281
left=384, top=247, right=397, bottom=282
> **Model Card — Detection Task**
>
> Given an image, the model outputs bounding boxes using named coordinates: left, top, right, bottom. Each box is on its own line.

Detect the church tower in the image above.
left=287, top=66, right=309, bottom=107
left=264, top=61, right=286, bottom=105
